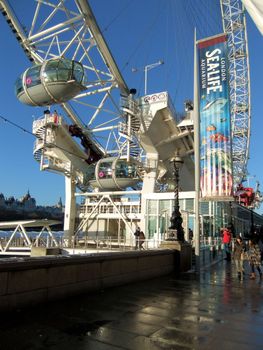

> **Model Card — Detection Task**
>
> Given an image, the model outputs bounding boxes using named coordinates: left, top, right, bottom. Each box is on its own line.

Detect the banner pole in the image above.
left=194, top=28, right=200, bottom=273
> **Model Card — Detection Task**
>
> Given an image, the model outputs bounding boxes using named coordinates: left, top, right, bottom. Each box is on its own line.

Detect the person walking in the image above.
left=233, top=237, right=245, bottom=279
left=139, top=230, right=145, bottom=250
left=247, top=238, right=262, bottom=279
left=258, top=234, right=263, bottom=263
left=222, top=227, right=232, bottom=261
left=134, top=227, right=140, bottom=250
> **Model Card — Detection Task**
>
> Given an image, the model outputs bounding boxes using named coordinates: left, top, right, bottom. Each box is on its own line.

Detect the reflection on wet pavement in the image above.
left=1, top=260, right=263, bottom=349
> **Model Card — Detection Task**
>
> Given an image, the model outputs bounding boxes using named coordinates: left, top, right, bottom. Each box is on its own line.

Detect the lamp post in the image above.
left=168, top=156, right=185, bottom=241
left=132, top=60, right=164, bottom=95
left=228, top=201, right=235, bottom=238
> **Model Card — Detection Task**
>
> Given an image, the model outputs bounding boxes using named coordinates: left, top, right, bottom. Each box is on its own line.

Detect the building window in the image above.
left=148, top=216, right=157, bottom=238
left=200, top=202, right=209, bottom=215
left=185, top=198, right=194, bottom=212
left=147, top=200, right=157, bottom=214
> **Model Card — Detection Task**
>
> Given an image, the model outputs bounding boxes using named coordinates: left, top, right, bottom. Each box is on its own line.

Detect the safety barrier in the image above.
left=0, top=249, right=176, bottom=312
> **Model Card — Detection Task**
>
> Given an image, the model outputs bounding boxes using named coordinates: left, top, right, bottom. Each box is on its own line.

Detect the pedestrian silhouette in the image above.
left=233, top=237, right=245, bottom=280
left=247, top=238, right=262, bottom=279
left=222, top=227, right=232, bottom=261
left=139, top=230, right=145, bottom=250
left=134, top=227, right=140, bottom=250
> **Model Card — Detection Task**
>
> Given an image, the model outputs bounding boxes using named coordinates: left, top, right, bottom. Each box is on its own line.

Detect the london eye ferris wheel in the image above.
left=0, top=0, right=252, bottom=194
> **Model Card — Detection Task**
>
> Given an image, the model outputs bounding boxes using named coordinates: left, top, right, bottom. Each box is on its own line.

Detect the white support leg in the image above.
left=64, top=176, right=76, bottom=247
left=141, top=160, right=158, bottom=237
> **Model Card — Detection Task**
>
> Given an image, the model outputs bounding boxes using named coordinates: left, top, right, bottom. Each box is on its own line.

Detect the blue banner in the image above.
left=198, top=34, right=233, bottom=200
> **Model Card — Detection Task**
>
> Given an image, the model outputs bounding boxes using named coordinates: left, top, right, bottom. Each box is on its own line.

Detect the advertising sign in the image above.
left=198, top=34, right=233, bottom=200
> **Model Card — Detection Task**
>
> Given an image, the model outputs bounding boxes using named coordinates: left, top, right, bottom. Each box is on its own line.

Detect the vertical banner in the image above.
left=198, top=34, right=233, bottom=200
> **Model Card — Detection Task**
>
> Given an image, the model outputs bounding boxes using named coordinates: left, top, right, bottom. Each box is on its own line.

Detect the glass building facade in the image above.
left=144, top=192, right=263, bottom=240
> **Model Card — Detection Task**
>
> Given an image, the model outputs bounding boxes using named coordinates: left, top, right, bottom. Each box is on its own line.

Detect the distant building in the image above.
left=0, top=191, right=64, bottom=223
left=20, top=190, right=36, bottom=210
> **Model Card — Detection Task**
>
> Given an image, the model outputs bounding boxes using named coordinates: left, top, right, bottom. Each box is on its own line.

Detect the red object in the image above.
left=198, top=34, right=227, bottom=49
left=235, top=184, right=255, bottom=207
left=53, top=113, right=59, bottom=124
left=210, top=133, right=228, bottom=143
left=222, top=229, right=231, bottom=243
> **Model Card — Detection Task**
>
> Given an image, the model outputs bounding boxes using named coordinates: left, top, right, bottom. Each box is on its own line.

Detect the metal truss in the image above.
left=0, top=0, right=141, bottom=160
left=220, top=0, right=251, bottom=188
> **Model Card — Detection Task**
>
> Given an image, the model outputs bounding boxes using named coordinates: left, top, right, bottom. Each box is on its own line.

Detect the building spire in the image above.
left=58, top=197, right=63, bottom=208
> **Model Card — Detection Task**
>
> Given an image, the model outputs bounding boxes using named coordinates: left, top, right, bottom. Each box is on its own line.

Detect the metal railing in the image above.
left=79, top=203, right=141, bottom=215
left=0, top=232, right=224, bottom=256
left=200, top=237, right=222, bottom=248
left=0, top=234, right=167, bottom=254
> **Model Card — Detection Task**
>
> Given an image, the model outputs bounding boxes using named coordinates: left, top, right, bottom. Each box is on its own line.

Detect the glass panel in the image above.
left=179, top=199, right=183, bottom=209
left=127, top=162, right=138, bottom=178
left=115, top=160, right=128, bottom=178
left=200, top=202, right=209, bottom=215
left=57, top=59, right=72, bottom=81
left=44, top=60, right=59, bottom=82
left=115, top=160, right=139, bottom=179
left=86, top=164, right=96, bottom=180
left=159, top=216, right=167, bottom=236
left=185, top=198, right=194, bottom=212
left=73, top=62, right=84, bottom=83
left=98, top=161, right=113, bottom=179
left=188, top=215, right=194, bottom=230
left=159, top=210, right=169, bottom=239
left=159, top=200, right=170, bottom=211
left=26, top=65, right=41, bottom=87
left=15, top=76, right=23, bottom=95
left=147, top=200, right=157, bottom=214
left=82, top=73, right=88, bottom=85
left=148, top=216, right=157, bottom=239
left=203, top=216, right=212, bottom=237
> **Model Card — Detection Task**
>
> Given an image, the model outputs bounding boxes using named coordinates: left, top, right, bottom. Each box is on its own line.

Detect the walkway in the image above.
left=1, top=259, right=263, bottom=350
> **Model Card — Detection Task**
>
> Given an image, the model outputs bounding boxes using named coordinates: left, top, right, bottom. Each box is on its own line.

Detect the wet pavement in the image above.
left=1, top=259, right=263, bottom=350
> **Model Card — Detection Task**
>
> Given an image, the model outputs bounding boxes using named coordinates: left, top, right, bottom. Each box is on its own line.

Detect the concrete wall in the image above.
left=0, top=250, right=175, bottom=312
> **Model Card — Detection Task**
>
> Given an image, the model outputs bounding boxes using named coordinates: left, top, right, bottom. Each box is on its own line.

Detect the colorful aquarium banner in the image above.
left=198, top=34, right=233, bottom=200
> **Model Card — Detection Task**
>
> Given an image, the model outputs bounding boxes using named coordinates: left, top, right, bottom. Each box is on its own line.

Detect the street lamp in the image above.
left=168, top=156, right=185, bottom=241
left=132, top=60, right=164, bottom=95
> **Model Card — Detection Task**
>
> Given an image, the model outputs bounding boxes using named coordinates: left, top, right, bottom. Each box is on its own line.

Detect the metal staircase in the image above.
left=118, top=95, right=144, bottom=160
left=120, top=97, right=141, bottom=132
left=32, top=113, right=91, bottom=190
left=33, top=115, right=59, bottom=164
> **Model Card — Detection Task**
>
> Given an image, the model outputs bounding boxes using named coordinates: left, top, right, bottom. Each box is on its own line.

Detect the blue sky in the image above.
left=0, top=0, right=262, bottom=210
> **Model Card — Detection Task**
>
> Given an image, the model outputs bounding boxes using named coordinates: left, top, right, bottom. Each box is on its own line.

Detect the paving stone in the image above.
left=108, top=319, right=162, bottom=336
left=0, top=260, right=263, bottom=349
left=150, top=327, right=209, bottom=348
left=202, top=339, right=260, bottom=350
left=121, top=311, right=168, bottom=326
left=86, top=326, right=137, bottom=348
left=126, top=335, right=190, bottom=350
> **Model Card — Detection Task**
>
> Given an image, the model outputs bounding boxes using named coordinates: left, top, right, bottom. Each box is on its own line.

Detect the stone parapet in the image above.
left=160, top=241, right=192, bottom=272
left=0, top=250, right=175, bottom=312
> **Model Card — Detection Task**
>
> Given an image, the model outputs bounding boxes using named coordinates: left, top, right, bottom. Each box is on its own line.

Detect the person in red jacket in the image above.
left=222, top=227, right=232, bottom=261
